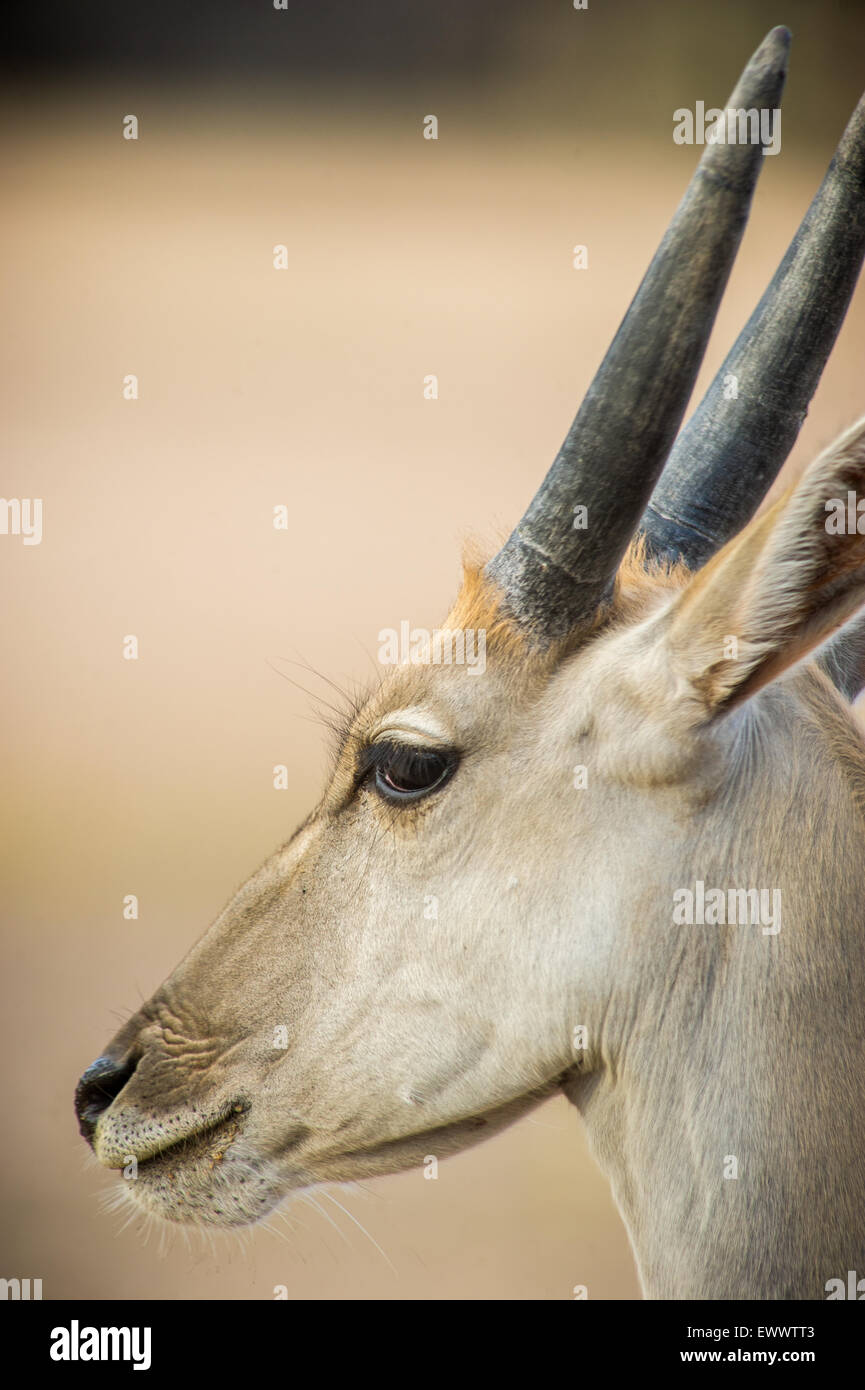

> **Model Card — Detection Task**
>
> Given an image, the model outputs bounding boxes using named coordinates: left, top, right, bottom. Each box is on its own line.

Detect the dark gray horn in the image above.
left=485, top=27, right=790, bottom=641
left=641, top=92, right=865, bottom=570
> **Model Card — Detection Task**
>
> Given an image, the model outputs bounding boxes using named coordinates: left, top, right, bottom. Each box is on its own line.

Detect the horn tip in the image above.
left=749, top=25, right=792, bottom=78
left=767, top=24, right=792, bottom=45
left=758, top=25, right=792, bottom=59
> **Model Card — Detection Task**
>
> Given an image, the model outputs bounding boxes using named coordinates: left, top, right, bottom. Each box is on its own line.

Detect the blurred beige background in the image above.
left=2, top=1, right=865, bottom=1299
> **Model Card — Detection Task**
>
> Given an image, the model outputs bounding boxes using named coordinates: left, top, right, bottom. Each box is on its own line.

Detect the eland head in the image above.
left=76, top=28, right=865, bottom=1298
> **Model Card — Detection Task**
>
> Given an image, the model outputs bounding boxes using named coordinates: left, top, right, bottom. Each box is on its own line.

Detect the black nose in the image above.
left=74, top=1055, right=137, bottom=1144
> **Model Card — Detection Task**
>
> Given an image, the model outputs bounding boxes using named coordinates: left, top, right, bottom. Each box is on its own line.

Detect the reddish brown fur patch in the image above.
left=613, top=536, right=691, bottom=621
left=443, top=557, right=532, bottom=662
left=444, top=537, right=689, bottom=664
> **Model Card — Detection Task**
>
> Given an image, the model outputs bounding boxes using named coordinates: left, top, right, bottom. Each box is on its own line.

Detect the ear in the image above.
left=656, top=416, right=865, bottom=716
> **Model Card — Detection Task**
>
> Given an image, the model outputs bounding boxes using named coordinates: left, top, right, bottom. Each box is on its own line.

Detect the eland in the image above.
left=76, top=27, right=865, bottom=1299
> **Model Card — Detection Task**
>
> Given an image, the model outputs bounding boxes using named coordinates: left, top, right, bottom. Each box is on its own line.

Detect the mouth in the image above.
left=114, top=1102, right=287, bottom=1227
left=132, top=1103, right=250, bottom=1180
left=106, top=1083, right=560, bottom=1230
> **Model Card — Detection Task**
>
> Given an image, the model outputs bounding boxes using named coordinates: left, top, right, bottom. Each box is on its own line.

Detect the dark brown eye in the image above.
left=363, top=741, right=456, bottom=803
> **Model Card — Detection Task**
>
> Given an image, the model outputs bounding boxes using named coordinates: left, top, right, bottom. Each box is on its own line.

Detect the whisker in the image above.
left=298, top=1190, right=353, bottom=1249
left=320, top=1188, right=398, bottom=1275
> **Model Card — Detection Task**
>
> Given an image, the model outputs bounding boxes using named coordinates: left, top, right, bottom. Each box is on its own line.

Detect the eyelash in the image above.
left=358, top=740, right=458, bottom=804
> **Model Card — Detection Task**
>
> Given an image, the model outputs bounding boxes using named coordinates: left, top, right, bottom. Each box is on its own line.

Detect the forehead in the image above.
left=338, top=660, right=491, bottom=752
left=321, top=554, right=680, bottom=803
left=320, top=648, right=529, bottom=810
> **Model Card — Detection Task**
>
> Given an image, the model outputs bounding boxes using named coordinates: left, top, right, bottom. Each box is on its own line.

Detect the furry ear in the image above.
left=657, top=417, right=865, bottom=715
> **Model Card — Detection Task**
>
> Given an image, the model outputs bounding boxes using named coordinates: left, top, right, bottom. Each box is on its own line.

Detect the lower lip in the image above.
left=133, top=1108, right=248, bottom=1181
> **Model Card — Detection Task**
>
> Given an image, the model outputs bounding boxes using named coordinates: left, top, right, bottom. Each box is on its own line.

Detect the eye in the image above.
left=362, top=740, right=457, bottom=804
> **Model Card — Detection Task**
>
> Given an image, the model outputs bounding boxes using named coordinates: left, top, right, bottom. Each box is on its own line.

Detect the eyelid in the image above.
left=367, top=708, right=453, bottom=748
left=370, top=727, right=450, bottom=750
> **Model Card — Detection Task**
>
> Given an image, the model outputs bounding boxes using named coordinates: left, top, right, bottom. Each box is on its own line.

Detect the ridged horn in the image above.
left=485, top=27, right=791, bottom=641
left=641, top=92, right=865, bottom=570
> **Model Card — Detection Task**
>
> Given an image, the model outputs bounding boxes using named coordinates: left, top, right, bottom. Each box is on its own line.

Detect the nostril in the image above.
left=74, top=1055, right=137, bottom=1145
